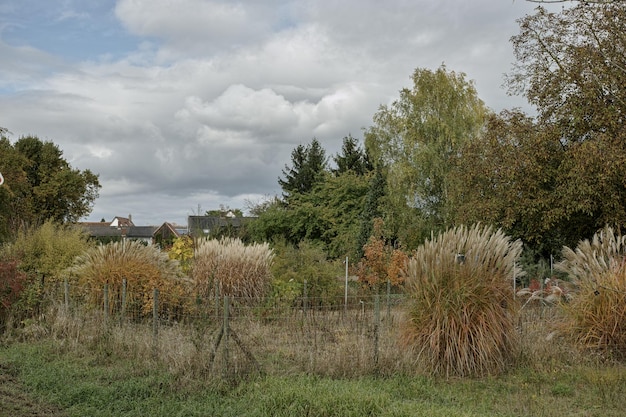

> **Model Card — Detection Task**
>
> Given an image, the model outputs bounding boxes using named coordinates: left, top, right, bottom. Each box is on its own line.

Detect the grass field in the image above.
left=1, top=339, right=626, bottom=417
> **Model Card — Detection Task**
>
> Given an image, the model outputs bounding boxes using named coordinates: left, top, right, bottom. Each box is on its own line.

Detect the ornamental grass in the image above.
left=556, top=226, right=626, bottom=358
left=192, top=237, right=273, bottom=301
left=69, top=240, right=185, bottom=316
left=400, top=224, right=523, bottom=378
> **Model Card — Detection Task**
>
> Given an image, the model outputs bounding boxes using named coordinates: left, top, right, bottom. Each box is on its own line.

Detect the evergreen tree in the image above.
left=332, top=135, right=372, bottom=176
left=278, top=138, right=328, bottom=201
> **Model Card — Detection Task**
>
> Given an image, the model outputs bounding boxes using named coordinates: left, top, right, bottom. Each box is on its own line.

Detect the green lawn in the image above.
left=1, top=341, right=625, bottom=417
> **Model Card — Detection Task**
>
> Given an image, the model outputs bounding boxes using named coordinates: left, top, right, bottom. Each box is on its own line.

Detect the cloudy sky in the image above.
left=0, top=0, right=557, bottom=226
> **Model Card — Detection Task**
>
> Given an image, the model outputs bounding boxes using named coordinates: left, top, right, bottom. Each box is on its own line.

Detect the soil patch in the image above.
left=0, top=363, right=67, bottom=417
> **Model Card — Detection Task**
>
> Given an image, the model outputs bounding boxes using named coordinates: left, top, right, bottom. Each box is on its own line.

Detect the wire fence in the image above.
left=32, top=279, right=561, bottom=380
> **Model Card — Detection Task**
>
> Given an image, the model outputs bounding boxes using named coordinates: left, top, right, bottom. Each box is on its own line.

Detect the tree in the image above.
left=508, top=3, right=626, bottom=143
left=278, top=138, right=328, bottom=201
left=491, top=2, right=626, bottom=252
left=0, top=134, right=100, bottom=239
left=453, top=110, right=572, bottom=256
left=355, top=164, right=386, bottom=258
left=332, top=135, right=372, bottom=176
left=250, top=171, right=370, bottom=258
left=365, top=65, right=489, bottom=248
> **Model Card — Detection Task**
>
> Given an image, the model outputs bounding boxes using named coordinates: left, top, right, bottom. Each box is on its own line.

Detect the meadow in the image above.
left=1, top=292, right=625, bottom=417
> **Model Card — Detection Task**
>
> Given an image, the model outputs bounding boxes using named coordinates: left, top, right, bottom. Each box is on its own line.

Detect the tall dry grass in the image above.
left=192, top=237, right=273, bottom=301
left=557, top=226, right=626, bottom=358
left=69, top=240, right=186, bottom=315
left=401, top=224, right=523, bottom=377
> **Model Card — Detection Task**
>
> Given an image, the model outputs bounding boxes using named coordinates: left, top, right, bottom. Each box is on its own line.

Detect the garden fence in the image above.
left=36, top=279, right=558, bottom=379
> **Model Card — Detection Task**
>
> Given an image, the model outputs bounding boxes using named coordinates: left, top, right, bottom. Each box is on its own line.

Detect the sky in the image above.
left=0, top=0, right=559, bottom=226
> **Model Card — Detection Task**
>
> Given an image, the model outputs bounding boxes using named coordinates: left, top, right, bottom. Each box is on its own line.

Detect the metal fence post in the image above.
left=152, top=288, right=159, bottom=358
left=223, top=295, right=230, bottom=372
left=64, top=278, right=70, bottom=311
left=103, top=284, right=109, bottom=323
left=121, top=278, right=127, bottom=323
left=374, top=294, right=380, bottom=370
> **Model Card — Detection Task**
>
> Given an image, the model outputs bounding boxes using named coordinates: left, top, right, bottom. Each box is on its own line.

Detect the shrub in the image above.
left=270, top=240, right=344, bottom=306
left=0, top=260, right=27, bottom=331
left=556, top=226, right=626, bottom=358
left=70, top=240, right=185, bottom=316
left=192, top=237, right=273, bottom=301
left=0, top=221, right=94, bottom=320
left=400, top=224, right=523, bottom=377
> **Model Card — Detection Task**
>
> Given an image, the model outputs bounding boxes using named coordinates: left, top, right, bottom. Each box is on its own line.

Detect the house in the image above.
left=152, top=222, right=188, bottom=247
left=77, top=215, right=156, bottom=245
left=187, top=215, right=253, bottom=238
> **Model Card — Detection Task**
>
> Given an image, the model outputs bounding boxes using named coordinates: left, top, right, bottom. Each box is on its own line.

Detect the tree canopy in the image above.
left=454, top=2, right=626, bottom=256
left=278, top=138, right=328, bottom=201
left=365, top=65, right=490, bottom=248
left=0, top=133, right=100, bottom=241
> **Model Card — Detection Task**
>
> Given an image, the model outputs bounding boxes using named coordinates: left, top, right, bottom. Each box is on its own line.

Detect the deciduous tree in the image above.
left=0, top=133, right=100, bottom=240
left=365, top=65, right=489, bottom=248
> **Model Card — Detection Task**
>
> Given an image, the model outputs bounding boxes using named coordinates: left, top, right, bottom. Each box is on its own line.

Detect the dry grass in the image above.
left=192, top=238, right=273, bottom=301
left=69, top=240, right=186, bottom=316
left=401, top=224, right=523, bottom=378
left=557, top=226, right=626, bottom=358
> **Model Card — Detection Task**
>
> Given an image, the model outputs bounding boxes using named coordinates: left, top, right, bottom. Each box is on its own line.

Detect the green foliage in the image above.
left=251, top=171, right=370, bottom=259
left=453, top=110, right=575, bottom=256
left=270, top=240, right=343, bottom=304
left=557, top=226, right=626, bottom=357
left=401, top=224, right=523, bottom=377
left=0, top=135, right=100, bottom=239
left=332, top=134, right=372, bottom=176
left=278, top=138, right=327, bottom=201
left=356, top=165, right=386, bottom=259
left=2, top=220, right=93, bottom=283
left=0, top=221, right=93, bottom=322
left=365, top=65, right=489, bottom=247
left=477, top=3, right=626, bottom=253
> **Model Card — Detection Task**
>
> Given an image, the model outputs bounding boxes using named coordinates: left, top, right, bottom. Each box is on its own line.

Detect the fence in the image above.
left=35, top=279, right=559, bottom=380
left=44, top=279, right=411, bottom=379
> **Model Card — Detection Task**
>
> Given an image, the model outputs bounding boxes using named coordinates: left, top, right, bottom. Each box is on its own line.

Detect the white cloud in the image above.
left=0, top=0, right=555, bottom=225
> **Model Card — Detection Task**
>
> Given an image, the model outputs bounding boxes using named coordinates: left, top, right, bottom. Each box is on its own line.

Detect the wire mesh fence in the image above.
left=34, top=279, right=562, bottom=380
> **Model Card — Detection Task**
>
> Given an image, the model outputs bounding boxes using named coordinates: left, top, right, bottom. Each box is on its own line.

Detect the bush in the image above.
left=556, top=226, right=626, bottom=358
left=400, top=224, right=523, bottom=377
left=270, top=240, right=344, bottom=306
left=70, top=240, right=185, bottom=316
left=0, top=260, right=27, bottom=331
left=192, top=237, right=273, bottom=301
left=3, top=220, right=93, bottom=283
left=0, top=221, right=94, bottom=321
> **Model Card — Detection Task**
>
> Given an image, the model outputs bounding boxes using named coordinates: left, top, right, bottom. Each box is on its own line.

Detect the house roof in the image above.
left=187, top=215, right=250, bottom=233
left=76, top=223, right=156, bottom=239
left=153, top=222, right=188, bottom=239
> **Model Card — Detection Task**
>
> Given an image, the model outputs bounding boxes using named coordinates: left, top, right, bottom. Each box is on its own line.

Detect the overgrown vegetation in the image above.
left=401, top=224, right=523, bottom=377
left=69, top=240, right=185, bottom=316
left=557, top=226, right=626, bottom=358
left=192, top=237, right=274, bottom=300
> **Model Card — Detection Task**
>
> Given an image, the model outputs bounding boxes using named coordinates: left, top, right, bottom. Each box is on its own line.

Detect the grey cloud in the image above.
left=1, top=0, right=556, bottom=225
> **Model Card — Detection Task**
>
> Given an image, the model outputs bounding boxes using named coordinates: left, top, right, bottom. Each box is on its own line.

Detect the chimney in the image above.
left=128, top=213, right=132, bottom=224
